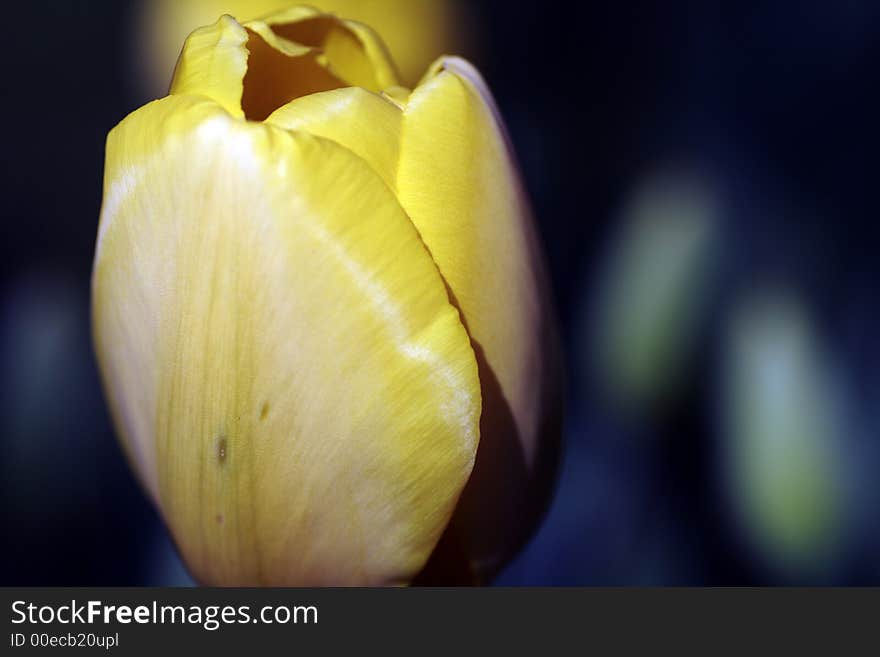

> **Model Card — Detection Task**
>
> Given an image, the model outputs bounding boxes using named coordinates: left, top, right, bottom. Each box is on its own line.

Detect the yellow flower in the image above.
left=93, top=5, right=561, bottom=585
left=139, top=0, right=472, bottom=94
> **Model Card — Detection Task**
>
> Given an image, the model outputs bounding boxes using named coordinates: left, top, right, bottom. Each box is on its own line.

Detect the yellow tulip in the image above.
left=138, top=0, right=472, bottom=95
left=93, top=5, right=561, bottom=585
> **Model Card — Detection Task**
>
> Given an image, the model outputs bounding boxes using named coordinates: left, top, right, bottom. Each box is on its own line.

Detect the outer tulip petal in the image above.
left=92, top=95, right=481, bottom=585
left=265, top=87, right=402, bottom=191
left=397, top=57, right=563, bottom=579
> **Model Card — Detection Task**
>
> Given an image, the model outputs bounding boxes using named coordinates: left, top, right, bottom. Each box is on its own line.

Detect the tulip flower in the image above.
left=138, top=0, right=473, bottom=97
left=93, top=6, right=562, bottom=585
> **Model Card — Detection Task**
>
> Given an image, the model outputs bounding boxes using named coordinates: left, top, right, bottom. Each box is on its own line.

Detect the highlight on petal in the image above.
left=92, top=95, right=481, bottom=585
left=397, top=56, right=563, bottom=579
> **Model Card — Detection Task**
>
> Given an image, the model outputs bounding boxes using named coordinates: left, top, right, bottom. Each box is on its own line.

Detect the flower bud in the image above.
left=93, top=6, right=561, bottom=585
left=138, top=0, right=472, bottom=96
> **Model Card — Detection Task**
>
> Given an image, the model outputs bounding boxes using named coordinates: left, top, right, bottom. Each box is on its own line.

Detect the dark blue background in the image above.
left=2, top=1, right=879, bottom=585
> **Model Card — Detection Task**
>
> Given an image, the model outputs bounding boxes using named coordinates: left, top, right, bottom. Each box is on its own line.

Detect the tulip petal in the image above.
left=260, top=6, right=400, bottom=90
left=93, top=95, right=480, bottom=585
left=169, top=11, right=399, bottom=123
left=396, top=57, right=563, bottom=578
left=239, top=23, right=348, bottom=122
left=170, top=16, right=350, bottom=123
left=169, top=15, right=249, bottom=118
left=265, top=87, right=402, bottom=191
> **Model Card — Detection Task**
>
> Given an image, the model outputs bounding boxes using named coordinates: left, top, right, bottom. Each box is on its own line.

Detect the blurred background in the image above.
left=2, top=0, right=879, bottom=585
